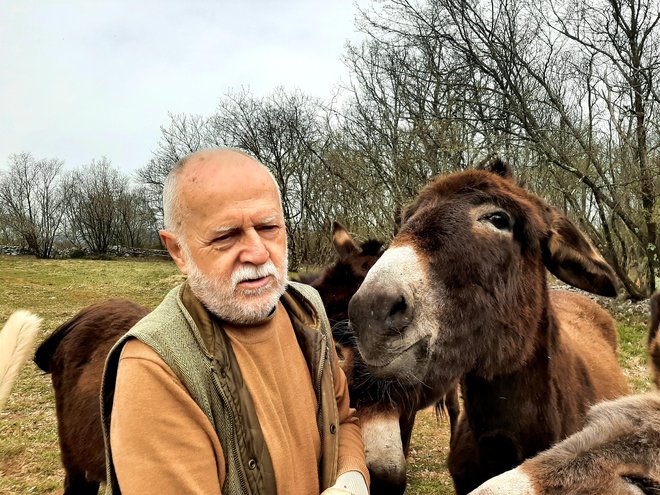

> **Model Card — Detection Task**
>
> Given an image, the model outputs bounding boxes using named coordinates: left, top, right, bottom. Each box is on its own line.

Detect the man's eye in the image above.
left=479, top=211, right=513, bottom=231
left=215, top=233, right=234, bottom=242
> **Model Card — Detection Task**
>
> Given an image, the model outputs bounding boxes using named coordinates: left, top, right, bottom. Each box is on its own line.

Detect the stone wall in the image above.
left=0, top=246, right=31, bottom=256
left=0, top=245, right=171, bottom=259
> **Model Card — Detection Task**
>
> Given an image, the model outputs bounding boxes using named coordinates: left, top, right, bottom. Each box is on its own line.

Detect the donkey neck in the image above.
left=462, top=300, right=567, bottom=453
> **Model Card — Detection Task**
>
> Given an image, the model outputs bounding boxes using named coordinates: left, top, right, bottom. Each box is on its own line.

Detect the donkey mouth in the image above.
left=361, top=335, right=431, bottom=376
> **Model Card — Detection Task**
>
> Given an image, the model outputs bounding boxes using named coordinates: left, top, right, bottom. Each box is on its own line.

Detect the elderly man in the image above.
left=100, top=148, right=369, bottom=495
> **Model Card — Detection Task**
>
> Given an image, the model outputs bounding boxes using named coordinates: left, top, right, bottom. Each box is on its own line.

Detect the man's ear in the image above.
left=160, top=230, right=189, bottom=274
left=541, top=210, right=618, bottom=297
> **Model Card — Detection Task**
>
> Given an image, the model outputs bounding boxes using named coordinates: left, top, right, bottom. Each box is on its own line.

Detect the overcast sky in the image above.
left=1, top=0, right=366, bottom=175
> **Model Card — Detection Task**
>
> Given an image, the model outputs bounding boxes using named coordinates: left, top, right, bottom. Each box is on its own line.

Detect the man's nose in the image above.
left=238, top=229, right=270, bottom=265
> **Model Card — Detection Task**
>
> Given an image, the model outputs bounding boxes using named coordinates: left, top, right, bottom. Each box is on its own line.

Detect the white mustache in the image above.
left=231, top=261, right=279, bottom=287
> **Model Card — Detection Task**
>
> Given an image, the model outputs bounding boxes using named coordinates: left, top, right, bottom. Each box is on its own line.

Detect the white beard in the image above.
left=185, top=253, right=288, bottom=325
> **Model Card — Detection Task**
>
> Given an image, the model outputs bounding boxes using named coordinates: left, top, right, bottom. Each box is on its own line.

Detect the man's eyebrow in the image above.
left=211, top=217, right=278, bottom=234
left=212, top=225, right=239, bottom=235
left=257, top=216, right=277, bottom=225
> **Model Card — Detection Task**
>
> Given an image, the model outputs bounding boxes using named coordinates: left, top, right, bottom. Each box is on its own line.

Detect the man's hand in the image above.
left=321, top=471, right=369, bottom=495
left=320, top=488, right=353, bottom=495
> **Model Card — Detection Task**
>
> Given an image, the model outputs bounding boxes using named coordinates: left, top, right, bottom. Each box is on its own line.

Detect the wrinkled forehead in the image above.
left=182, top=159, right=281, bottom=214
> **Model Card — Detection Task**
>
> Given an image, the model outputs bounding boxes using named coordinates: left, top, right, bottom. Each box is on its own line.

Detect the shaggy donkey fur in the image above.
left=471, top=292, right=660, bottom=495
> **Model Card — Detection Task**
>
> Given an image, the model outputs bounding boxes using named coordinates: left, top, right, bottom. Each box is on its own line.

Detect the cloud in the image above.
left=0, top=0, right=365, bottom=174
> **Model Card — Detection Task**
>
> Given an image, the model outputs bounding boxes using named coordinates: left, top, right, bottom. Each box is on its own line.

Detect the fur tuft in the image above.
left=0, top=310, right=41, bottom=410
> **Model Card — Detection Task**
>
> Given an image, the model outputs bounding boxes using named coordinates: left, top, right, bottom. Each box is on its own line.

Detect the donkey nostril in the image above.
left=388, top=295, right=407, bottom=318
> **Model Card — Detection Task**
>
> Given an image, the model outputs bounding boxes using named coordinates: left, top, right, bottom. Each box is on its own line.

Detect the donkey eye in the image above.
left=480, top=211, right=512, bottom=231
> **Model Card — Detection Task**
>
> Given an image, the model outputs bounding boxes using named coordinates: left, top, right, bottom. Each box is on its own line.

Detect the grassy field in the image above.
left=0, top=256, right=652, bottom=495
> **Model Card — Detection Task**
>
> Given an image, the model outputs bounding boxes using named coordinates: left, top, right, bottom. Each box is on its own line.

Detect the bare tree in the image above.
left=0, top=204, right=18, bottom=245
left=0, top=153, right=69, bottom=258
left=351, top=0, right=660, bottom=297
left=331, top=6, right=521, bottom=240
left=546, top=0, right=660, bottom=292
left=116, top=187, right=160, bottom=248
left=66, top=158, right=131, bottom=254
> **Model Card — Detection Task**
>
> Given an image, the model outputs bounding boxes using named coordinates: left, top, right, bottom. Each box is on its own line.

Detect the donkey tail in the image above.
left=0, top=310, right=42, bottom=410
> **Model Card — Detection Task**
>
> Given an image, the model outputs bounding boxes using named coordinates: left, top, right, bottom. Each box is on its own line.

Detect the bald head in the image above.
left=162, top=148, right=281, bottom=235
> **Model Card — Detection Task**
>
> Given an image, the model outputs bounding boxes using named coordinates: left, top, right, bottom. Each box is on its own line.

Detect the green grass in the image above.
left=407, top=409, right=454, bottom=494
left=618, top=322, right=653, bottom=393
left=0, top=256, right=653, bottom=494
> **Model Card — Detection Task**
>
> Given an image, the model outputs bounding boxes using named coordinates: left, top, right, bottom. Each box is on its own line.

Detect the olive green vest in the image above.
left=101, top=281, right=339, bottom=495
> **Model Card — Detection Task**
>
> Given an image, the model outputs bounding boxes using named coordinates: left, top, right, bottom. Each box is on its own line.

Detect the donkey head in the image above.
left=349, top=160, right=618, bottom=395
left=312, top=221, right=383, bottom=351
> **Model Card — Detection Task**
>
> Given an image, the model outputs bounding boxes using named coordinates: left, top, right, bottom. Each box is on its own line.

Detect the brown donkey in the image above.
left=349, top=160, right=629, bottom=494
left=471, top=292, right=660, bottom=494
left=34, top=300, right=149, bottom=494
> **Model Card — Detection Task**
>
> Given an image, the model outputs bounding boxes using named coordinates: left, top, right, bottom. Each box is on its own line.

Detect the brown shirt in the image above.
left=110, top=304, right=367, bottom=494
left=223, top=304, right=321, bottom=494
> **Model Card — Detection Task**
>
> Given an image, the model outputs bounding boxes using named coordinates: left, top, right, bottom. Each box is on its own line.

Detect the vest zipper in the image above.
left=315, top=333, right=328, bottom=434
left=212, top=367, right=251, bottom=495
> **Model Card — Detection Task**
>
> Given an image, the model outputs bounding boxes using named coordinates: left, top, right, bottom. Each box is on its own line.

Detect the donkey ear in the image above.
left=542, top=211, right=618, bottom=297
left=332, top=222, right=359, bottom=259
left=477, top=158, right=513, bottom=179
